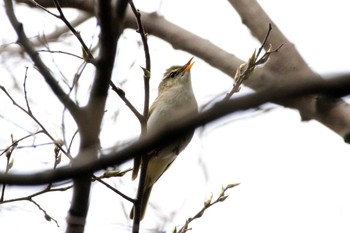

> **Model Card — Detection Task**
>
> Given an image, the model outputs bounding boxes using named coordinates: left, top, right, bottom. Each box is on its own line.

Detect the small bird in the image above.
left=130, top=57, right=198, bottom=220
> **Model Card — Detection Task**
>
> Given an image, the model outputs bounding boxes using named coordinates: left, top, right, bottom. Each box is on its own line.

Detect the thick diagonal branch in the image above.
left=13, top=0, right=350, bottom=140
left=228, top=0, right=350, bottom=139
left=1, top=73, right=350, bottom=186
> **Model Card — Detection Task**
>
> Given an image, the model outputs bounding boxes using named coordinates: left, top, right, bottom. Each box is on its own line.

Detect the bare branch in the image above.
left=4, top=0, right=81, bottom=123
left=133, top=5, right=350, bottom=140
left=224, top=24, right=284, bottom=100
left=0, top=85, right=72, bottom=159
left=127, top=1, right=153, bottom=231
left=0, top=13, right=91, bottom=53
left=0, top=131, right=44, bottom=157
left=1, top=184, right=73, bottom=203
left=66, top=1, right=128, bottom=232
left=176, top=183, right=239, bottom=233
left=1, top=183, right=72, bottom=227
left=1, top=73, right=350, bottom=185
left=15, top=0, right=95, bottom=13
left=37, top=49, right=84, bottom=60
left=30, top=197, right=60, bottom=227
left=128, top=0, right=151, bottom=119
left=92, top=174, right=135, bottom=203
left=16, top=1, right=350, bottom=141
left=227, top=0, right=317, bottom=78
left=109, top=81, right=143, bottom=122
left=50, top=0, right=95, bottom=64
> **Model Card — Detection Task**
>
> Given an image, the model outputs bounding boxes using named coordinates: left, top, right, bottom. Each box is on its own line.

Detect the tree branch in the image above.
left=109, top=81, right=144, bottom=122
left=176, top=183, right=239, bottom=233
left=51, top=0, right=95, bottom=64
left=0, top=13, right=91, bottom=53
left=8, top=1, right=350, bottom=149
left=227, top=0, right=350, bottom=138
left=65, top=1, right=128, bottom=232
left=4, top=0, right=81, bottom=123
left=127, top=0, right=151, bottom=119
left=228, top=0, right=311, bottom=75
left=16, top=0, right=95, bottom=12
left=1, top=73, right=350, bottom=185
left=0, top=85, right=72, bottom=159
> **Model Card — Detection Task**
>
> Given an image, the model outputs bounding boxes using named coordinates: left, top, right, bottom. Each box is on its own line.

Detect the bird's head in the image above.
left=158, top=57, right=194, bottom=93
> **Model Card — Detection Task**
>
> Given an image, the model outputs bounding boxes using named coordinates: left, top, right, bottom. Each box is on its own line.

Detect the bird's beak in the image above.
left=184, top=57, right=195, bottom=72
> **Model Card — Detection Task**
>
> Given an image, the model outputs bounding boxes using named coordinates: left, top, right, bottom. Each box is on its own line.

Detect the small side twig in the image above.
left=46, top=140, right=63, bottom=189
left=0, top=13, right=91, bottom=53
left=125, top=3, right=153, bottom=231
left=0, top=131, right=44, bottom=157
left=37, top=49, right=84, bottom=60
left=256, top=23, right=272, bottom=59
left=50, top=0, right=95, bottom=64
left=109, top=80, right=144, bottom=123
left=224, top=24, right=283, bottom=100
left=30, top=197, right=60, bottom=227
left=23, top=66, right=32, bottom=113
left=92, top=174, right=135, bottom=203
left=0, top=84, right=72, bottom=160
left=0, top=184, right=72, bottom=227
left=4, top=0, right=81, bottom=126
left=175, top=183, right=240, bottom=233
left=29, top=0, right=95, bottom=63
left=127, top=0, right=151, bottom=120
left=0, top=135, right=17, bottom=202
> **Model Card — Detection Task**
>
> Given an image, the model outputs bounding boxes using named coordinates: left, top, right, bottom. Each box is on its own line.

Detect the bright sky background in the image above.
left=1, top=1, right=350, bottom=233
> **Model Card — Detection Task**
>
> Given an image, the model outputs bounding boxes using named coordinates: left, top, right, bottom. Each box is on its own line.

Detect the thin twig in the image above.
left=67, top=129, right=79, bottom=155
left=92, top=175, right=135, bottom=203
left=0, top=135, right=16, bottom=202
left=127, top=1, right=152, bottom=231
left=51, top=0, right=95, bottom=64
left=23, top=74, right=71, bottom=159
left=109, top=80, right=144, bottom=122
left=2, top=72, right=350, bottom=185
left=176, top=183, right=239, bottom=233
left=1, top=14, right=91, bottom=54
left=37, top=49, right=84, bottom=60
left=0, top=85, right=72, bottom=159
left=0, top=130, right=44, bottom=157
left=224, top=24, right=284, bottom=100
left=1, top=184, right=72, bottom=227
left=30, top=197, right=60, bottom=227
left=256, top=23, right=272, bottom=59
left=0, top=185, right=73, bottom=204
left=127, top=0, right=151, bottom=120
left=29, top=0, right=60, bottom=17
left=4, top=0, right=81, bottom=123
left=23, top=66, right=32, bottom=114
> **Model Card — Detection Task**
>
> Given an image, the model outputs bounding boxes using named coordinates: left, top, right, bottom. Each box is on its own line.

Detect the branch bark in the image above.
left=4, top=1, right=350, bottom=232
left=1, top=73, right=350, bottom=186
left=4, top=0, right=81, bottom=122
left=227, top=0, right=350, bottom=138
left=65, top=1, right=128, bottom=232
left=16, top=0, right=350, bottom=140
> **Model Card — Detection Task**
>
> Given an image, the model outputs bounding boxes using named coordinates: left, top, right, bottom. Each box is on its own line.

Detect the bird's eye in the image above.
left=169, top=71, right=177, bottom=79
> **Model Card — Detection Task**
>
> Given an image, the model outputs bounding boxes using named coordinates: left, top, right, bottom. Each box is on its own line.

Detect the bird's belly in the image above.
left=145, top=151, right=177, bottom=187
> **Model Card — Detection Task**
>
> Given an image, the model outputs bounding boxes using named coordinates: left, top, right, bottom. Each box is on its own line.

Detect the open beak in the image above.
left=183, top=57, right=195, bottom=72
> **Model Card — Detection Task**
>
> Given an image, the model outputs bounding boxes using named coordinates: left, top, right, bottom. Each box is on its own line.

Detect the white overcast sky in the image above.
left=1, top=1, right=350, bottom=233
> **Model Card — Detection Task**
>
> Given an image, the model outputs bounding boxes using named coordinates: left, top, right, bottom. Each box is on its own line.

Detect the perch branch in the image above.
left=1, top=73, right=350, bottom=185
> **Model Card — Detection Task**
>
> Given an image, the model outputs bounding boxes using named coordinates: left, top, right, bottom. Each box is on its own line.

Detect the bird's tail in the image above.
left=130, top=186, right=153, bottom=220
left=131, top=157, right=141, bottom=180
